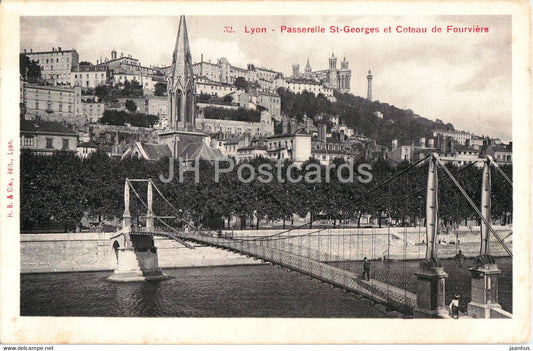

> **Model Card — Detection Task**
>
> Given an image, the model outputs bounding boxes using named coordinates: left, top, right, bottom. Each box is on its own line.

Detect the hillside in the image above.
left=276, top=88, right=455, bottom=146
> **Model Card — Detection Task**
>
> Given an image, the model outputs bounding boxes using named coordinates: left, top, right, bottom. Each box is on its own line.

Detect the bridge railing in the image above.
left=177, top=229, right=417, bottom=314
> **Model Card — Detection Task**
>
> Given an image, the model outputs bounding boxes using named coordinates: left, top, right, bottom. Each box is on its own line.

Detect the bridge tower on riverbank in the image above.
left=108, top=179, right=168, bottom=282
left=414, top=154, right=449, bottom=318
left=468, top=158, right=505, bottom=318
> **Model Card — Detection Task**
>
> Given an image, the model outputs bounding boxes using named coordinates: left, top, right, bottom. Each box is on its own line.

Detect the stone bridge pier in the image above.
left=107, top=180, right=168, bottom=282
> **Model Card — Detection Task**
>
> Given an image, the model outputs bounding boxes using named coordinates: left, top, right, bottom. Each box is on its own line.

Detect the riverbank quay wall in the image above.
left=20, top=232, right=258, bottom=274
left=20, top=226, right=512, bottom=274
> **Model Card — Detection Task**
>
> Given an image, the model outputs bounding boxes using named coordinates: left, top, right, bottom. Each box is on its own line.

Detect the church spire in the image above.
left=171, top=15, right=193, bottom=89
left=168, top=15, right=195, bottom=131
left=305, top=57, right=312, bottom=73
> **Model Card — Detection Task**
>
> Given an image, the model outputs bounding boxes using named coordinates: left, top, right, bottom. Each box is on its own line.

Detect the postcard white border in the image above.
left=0, top=0, right=531, bottom=344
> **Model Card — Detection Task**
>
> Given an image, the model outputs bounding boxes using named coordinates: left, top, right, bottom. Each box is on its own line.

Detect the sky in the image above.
left=20, top=15, right=512, bottom=141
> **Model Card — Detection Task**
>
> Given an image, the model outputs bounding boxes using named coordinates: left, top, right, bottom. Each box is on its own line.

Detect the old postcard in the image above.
left=0, top=0, right=531, bottom=345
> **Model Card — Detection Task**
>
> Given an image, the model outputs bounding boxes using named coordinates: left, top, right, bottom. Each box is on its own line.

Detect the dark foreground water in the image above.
left=21, top=258, right=511, bottom=317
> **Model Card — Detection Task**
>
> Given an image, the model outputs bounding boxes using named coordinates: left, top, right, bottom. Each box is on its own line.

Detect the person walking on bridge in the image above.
left=449, top=294, right=460, bottom=319
left=362, top=257, right=371, bottom=281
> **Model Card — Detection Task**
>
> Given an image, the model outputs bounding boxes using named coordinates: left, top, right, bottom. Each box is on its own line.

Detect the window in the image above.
left=59, top=103, right=62, bottom=112
left=35, top=101, right=39, bottom=110
left=62, top=139, right=69, bottom=150
left=23, top=136, right=34, bottom=146
left=46, top=138, right=53, bottom=149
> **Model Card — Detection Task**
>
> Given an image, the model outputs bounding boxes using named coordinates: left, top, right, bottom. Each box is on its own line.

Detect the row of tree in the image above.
left=99, top=110, right=159, bottom=128
left=21, top=151, right=512, bottom=232
left=93, top=81, right=144, bottom=102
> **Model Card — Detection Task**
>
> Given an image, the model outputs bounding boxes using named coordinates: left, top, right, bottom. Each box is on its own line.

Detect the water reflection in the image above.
left=21, top=259, right=511, bottom=317
left=112, top=281, right=165, bottom=317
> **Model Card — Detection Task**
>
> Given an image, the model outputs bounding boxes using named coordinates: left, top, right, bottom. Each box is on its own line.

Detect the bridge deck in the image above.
left=158, top=229, right=418, bottom=314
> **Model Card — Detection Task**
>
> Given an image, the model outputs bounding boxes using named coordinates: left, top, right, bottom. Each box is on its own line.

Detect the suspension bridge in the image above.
left=107, top=154, right=513, bottom=319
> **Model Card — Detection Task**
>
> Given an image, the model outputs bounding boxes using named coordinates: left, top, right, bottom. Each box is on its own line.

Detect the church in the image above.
left=157, top=15, right=223, bottom=161
left=292, top=53, right=351, bottom=93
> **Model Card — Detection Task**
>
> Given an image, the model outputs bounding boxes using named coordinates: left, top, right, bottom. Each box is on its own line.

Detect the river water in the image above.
left=20, top=258, right=511, bottom=317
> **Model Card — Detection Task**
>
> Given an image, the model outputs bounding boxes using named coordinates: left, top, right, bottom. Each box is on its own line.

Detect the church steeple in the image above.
left=341, top=57, right=349, bottom=69
left=304, top=57, right=312, bottom=73
left=329, top=52, right=337, bottom=70
left=168, top=15, right=195, bottom=131
left=171, top=15, right=193, bottom=86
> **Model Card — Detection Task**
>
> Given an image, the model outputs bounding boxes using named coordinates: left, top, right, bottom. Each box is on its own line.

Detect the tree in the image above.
left=203, top=106, right=260, bottom=122
left=19, top=54, right=41, bottom=82
left=125, top=99, right=137, bottom=113
left=94, top=85, right=110, bottom=102
left=79, top=61, right=92, bottom=66
left=99, top=110, right=159, bottom=128
left=222, top=94, right=233, bottom=105
left=122, top=80, right=144, bottom=97
left=154, top=82, right=167, bottom=96
left=233, top=77, right=249, bottom=91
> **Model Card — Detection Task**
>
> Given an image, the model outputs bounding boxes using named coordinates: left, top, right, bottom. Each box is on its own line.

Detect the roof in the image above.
left=23, top=49, right=77, bottom=55
left=286, top=77, right=321, bottom=85
left=20, top=120, right=78, bottom=136
left=193, top=61, right=219, bottom=67
left=455, top=146, right=479, bottom=153
left=23, top=82, right=77, bottom=93
left=78, top=141, right=98, bottom=148
left=490, top=145, right=512, bottom=153
left=179, top=142, right=223, bottom=160
left=238, top=145, right=267, bottom=152
left=267, top=128, right=311, bottom=139
left=73, top=65, right=107, bottom=72
left=225, top=135, right=246, bottom=145
left=142, top=143, right=173, bottom=160
left=257, top=91, right=280, bottom=98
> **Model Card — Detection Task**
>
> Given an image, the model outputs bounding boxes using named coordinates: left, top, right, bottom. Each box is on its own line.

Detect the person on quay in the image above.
left=362, top=257, right=371, bottom=281
left=449, top=294, right=460, bottom=319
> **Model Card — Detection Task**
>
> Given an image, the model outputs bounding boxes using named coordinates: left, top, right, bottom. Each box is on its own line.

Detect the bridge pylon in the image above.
left=414, top=154, right=449, bottom=318
left=107, top=179, right=169, bottom=282
left=468, top=158, right=504, bottom=318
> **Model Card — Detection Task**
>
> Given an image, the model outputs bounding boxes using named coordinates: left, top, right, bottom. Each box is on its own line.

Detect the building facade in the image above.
left=196, top=110, right=274, bottom=137
left=22, top=47, right=79, bottom=85
left=191, top=57, right=283, bottom=91
left=81, top=101, right=105, bottom=123
left=256, top=92, right=281, bottom=120
left=147, top=96, right=170, bottom=130
left=195, top=77, right=237, bottom=97
left=266, top=131, right=312, bottom=164
left=22, top=82, right=83, bottom=124
left=71, top=65, right=108, bottom=88
left=433, top=130, right=472, bottom=145
left=20, top=120, right=78, bottom=155
left=284, top=78, right=335, bottom=100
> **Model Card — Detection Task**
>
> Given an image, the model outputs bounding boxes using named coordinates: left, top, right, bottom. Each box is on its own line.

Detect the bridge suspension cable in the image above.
left=237, top=155, right=432, bottom=241
left=435, top=157, right=513, bottom=257
left=487, top=156, right=513, bottom=187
